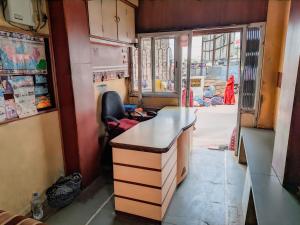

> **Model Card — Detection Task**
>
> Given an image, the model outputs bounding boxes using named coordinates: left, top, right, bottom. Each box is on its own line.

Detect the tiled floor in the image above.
left=46, top=149, right=246, bottom=225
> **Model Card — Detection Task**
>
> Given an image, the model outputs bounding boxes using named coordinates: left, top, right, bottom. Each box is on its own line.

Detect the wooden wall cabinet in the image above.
left=88, top=0, right=136, bottom=43
left=117, top=0, right=135, bottom=43
left=102, top=0, right=118, bottom=40
left=87, top=0, right=103, bottom=37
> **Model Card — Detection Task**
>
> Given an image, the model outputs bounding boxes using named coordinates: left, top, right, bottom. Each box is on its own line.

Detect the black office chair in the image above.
left=101, top=91, right=140, bottom=139
left=100, top=91, right=158, bottom=169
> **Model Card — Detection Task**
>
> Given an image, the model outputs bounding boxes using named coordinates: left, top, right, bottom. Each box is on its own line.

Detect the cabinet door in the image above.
left=117, top=0, right=135, bottom=43
left=102, top=0, right=118, bottom=40
left=88, top=0, right=103, bottom=37
left=126, top=3, right=135, bottom=42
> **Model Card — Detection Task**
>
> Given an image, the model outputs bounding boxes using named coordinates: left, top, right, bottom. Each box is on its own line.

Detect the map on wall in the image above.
left=0, top=31, right=47, bottom=74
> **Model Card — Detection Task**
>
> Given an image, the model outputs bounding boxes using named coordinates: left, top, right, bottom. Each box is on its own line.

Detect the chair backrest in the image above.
left=101, top=91, right=126, bottom=122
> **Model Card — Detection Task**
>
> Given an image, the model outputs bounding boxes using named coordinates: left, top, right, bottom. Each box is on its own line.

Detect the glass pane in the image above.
left=229, top=32, right=241, bottom=84
left=201, top=33, right=229, bottom=83
left=190, top=35, right=204, bottom=107
left=141, top=38, right=152, bottom=92
left=154, top=38, right=175, bottom=92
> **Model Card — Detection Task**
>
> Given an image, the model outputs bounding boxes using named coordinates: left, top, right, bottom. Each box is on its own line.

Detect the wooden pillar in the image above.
left=48, top=0, right=100, bottom=186
left=272, top=0, right=300, bottom=191
left=257, top=0, right=291, bottom=129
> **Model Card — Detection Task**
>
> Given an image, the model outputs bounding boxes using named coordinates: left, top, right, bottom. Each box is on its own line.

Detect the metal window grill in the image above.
left=202, top=34, right=231, bottom=65
left=139, top=37, right=175, bottom=93
left=241, top=27, right=261, bottom=112
left=141, top=38, right=152, bottom=92
left=130, top=46, right=139, bottom=92
left=154, top=38, right=175, bottom=85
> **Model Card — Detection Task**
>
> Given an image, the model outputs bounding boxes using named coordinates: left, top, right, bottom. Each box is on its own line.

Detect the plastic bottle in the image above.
left=31, top=192, right=44, bottom=220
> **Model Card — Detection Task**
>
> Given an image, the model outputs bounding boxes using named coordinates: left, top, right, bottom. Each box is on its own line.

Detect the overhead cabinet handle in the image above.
left=114, top=16, right=120, bottom=23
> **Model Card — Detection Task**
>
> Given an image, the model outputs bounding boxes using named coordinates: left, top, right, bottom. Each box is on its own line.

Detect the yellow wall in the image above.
left=102, top=78, right=129, bottom=102
left=240, top=113, right=256, bottom=128
left=94, top=78, right=129, bottom=136
left=257, top=0, right=291, bottom=129
left=0, top=0, right=64, bottom=215
left=129, top=96, right=179, bottom=108
left=273, top=1, right=291, bottom=130
left=0, top=111, right=64, bottom=215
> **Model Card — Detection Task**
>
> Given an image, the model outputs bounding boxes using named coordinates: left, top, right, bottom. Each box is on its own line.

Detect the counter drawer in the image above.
left=112, top=142, right=176, bottom=170
left=115, top=175, right=177, bottom=221
left=113, top=149, right=177, bottom=187
left=114, top=162, right=177, bottom=204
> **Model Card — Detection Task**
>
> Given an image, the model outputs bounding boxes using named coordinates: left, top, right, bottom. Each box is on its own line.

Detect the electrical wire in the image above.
left=34, top=0, right=41, bottom=32
left=37, top=0, right=48, bottom=31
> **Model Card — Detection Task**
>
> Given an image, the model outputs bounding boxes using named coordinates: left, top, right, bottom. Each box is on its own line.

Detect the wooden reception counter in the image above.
left=110, top=107, right=197, bottom=221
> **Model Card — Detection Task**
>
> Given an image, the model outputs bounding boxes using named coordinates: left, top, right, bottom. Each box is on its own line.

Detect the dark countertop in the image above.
left=110, top=107, right=197, bottom=153
left=241, top=127, right=275, bottom=177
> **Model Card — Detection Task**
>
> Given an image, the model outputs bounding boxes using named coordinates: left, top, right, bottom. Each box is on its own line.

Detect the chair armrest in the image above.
left=135, top=111, right=145, bottom=121
left=104, top=116, right=120, bottom=133
left=146, top=111, right=157, bottom=117
left=127, top=111, right=144, bottom=121
left=105, top=116, right=120, bottom=124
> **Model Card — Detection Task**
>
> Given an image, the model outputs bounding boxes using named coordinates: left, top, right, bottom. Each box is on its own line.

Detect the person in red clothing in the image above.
left=181, top=79, right=194, bottom=107
left=224, top=75, right=236, bottom=105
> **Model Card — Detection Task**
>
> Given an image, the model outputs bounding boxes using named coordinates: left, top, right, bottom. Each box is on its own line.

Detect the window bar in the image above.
left=226, top=33, right=231, bottom=81
left=186, top=33, right=192, bottom=107
left=201, top=37, right=204, bottom=76
left=151, top=37, right=155, bottom=92
left=212, top=35, right=216, bottom=65
left=158, top=40, right=163, bottom=84
left=167, top=46, right=171, bottom=83
left=138, top=37, right=142, bottom=103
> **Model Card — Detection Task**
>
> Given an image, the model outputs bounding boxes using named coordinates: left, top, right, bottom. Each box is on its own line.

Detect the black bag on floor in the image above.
left=46, top=173, right=82, bottom=208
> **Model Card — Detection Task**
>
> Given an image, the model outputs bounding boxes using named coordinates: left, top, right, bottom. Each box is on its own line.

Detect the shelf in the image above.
left=0, top=108, right=58, bottom=126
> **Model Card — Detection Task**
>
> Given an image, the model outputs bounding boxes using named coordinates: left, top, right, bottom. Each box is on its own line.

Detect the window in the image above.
left=132, top=35, right=178, bottom=95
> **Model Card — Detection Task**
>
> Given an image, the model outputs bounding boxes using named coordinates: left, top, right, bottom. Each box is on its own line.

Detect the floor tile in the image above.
left=46, top=175, right=113, bottom=225
left=46, top=150, right=245, bottom=225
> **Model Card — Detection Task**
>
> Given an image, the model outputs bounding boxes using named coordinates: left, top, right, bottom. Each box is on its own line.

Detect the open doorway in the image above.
left=181, top=30, right=241, bottom=150
left=134, top=25, right=264, bottom=152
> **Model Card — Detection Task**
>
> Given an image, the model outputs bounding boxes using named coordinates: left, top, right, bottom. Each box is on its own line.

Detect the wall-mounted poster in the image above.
left=0, top=31, right=47, bottom=74
left=10, top=76, right=37, bottom=118
left=5, top=98, right=18, bottom=119
left=0, top=76, right=13, bottom=94
left=0, top=31, right=52, bottom=123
